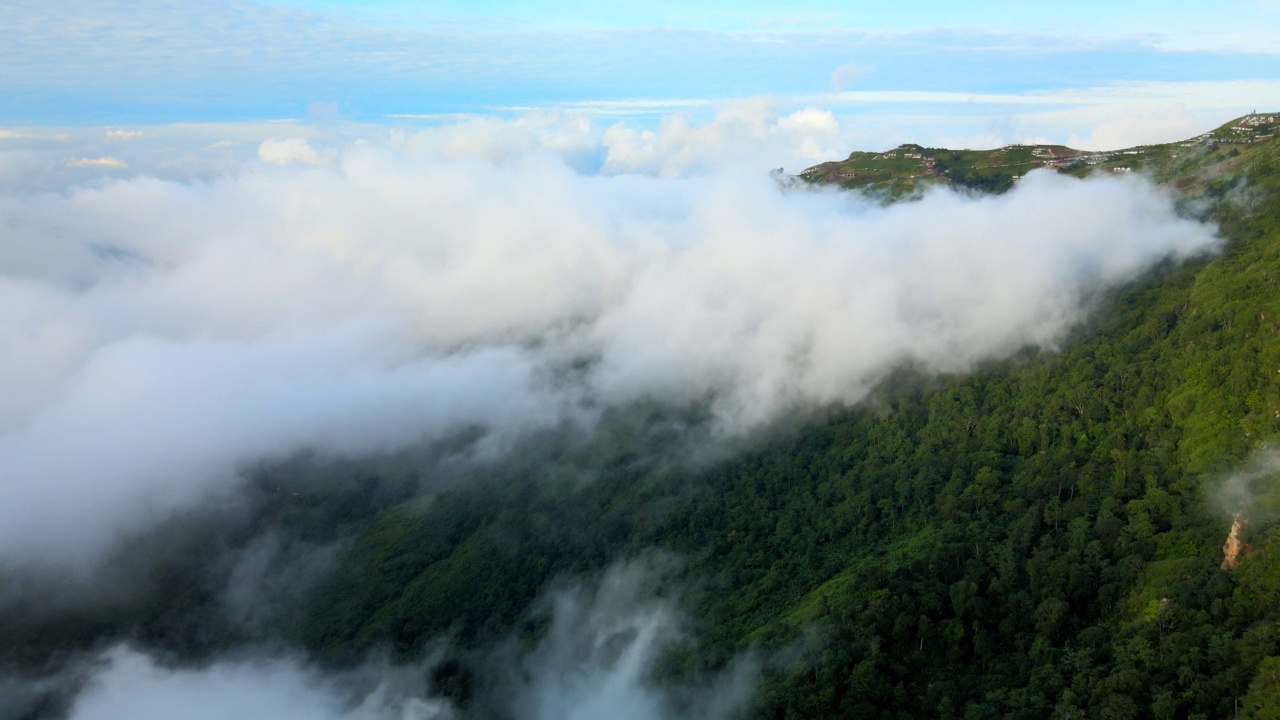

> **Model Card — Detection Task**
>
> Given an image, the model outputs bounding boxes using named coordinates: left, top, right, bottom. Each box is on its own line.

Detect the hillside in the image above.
left=799, top=112, right=1280, bottom=198
left=299, top=116, right=1280, bottom=719
left=307, top=115, right=1280, bottom=718
left=5, top=116, right=1280, bottom=720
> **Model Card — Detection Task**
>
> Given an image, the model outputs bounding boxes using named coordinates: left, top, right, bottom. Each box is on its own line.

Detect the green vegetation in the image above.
left=798, top=112, right=1280, bottom=200
left=6, top=115, right=1280, bottom=719
left=296, top=117, right=1280, bottom=717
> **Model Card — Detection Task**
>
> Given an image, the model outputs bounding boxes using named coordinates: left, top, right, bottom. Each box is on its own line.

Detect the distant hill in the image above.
left=798, top=112, right=1280, bottom=198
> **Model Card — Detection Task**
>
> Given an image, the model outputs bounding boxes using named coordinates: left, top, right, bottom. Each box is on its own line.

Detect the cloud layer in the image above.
left=0, top=128, right=1218, bottom=569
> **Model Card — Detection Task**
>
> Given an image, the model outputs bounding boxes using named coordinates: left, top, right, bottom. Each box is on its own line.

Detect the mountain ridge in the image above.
left=796, top=111, right=1280, bottom=197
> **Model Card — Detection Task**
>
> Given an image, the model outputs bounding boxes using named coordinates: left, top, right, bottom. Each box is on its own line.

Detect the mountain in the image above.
left=798, top=112, right=1280, bottom=198
left=4, top=115, right=1280, bottom=720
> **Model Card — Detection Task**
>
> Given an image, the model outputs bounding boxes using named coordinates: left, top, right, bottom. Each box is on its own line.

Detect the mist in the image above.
left=0, top=124, right=1221, bottom=571
left=47, top=559, right=755, bottom=720
left=1212, top=449, right=1280, bottom=521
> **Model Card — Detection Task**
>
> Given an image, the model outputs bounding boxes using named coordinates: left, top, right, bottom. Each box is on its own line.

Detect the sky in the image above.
left=2, top=0, right=1279, bottom=154
left=247, top=0, right=1280, bottom=41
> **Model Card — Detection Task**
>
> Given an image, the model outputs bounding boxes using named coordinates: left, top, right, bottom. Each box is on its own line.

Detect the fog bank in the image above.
left=0, top=134, right=1219, bottom=568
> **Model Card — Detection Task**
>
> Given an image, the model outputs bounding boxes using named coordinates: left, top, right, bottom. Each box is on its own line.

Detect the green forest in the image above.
left=304, top=124, right=1280, bottom=718
left=6, top=118, right=1280, bottom=720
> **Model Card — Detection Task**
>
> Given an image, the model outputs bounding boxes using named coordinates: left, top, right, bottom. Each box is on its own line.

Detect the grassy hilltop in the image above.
left=798, top=112, right=1280, bottom=198
left=6, top=114, right=1280, bottom=720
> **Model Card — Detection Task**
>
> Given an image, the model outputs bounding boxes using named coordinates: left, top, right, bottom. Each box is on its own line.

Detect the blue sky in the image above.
left=1, top=0, right=1278, bottom=167
left=263, top=0, right=1279, bottom=39
left=4, top=0, right=1278, bottom=124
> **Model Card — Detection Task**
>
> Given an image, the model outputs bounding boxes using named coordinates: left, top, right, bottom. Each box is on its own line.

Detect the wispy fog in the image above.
left=0, top=123, right=1219, bottom=570
left=1212, top=449, right=1280, bottom=520
left=497, top=558, right=757, bottom=720
left=62, top=646, right=451, bottom=720
left=55, top=560, right=754, bottom=720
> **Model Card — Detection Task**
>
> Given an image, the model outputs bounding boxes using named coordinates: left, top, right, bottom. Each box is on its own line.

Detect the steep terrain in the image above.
left=5, top=115, right=1280, bottom=719
left=309, top=114, right=1280, bottom=719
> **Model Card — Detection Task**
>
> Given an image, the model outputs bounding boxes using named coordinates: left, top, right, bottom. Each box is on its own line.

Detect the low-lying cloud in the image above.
left=0, top=125, right=1219, bottom=569
left=54, top=559, right=755, bottom=720
left=59, top=646, right=441, bottom=720
left=1, top=103, right=855, bottom=191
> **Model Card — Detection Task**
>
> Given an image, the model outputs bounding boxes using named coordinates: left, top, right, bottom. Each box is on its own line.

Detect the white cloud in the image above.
left=0, top=129, right=26, bottom=139
left=600, top=100, right=851, bottom=176
left=0, top=126, right=1218, bottom=570
left=830, top=63, right=870, bottom=92
left=389, top=104, right=850, bottom=176
left=1066, top=104, right=1213, bottom=150
left=105, top=129, right=145, bottom=141
left=506, top=559, right=757, bottom=720
left=391, top=111, right=602, bottom=170
left=257, top=138, right=328, bottom=166
left=65, top=156, right=128, bottom=169
left=66, top=646, right=452, bottom=720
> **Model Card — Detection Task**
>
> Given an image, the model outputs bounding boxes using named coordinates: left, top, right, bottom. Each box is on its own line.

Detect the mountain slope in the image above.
left=5, top=116, right=1280, bottom=720
left=298, top=116, right=1280, bottom=718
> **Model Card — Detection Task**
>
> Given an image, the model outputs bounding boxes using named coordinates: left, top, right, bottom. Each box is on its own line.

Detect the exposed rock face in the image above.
left=1222, top=513, right=1248, bottom=571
